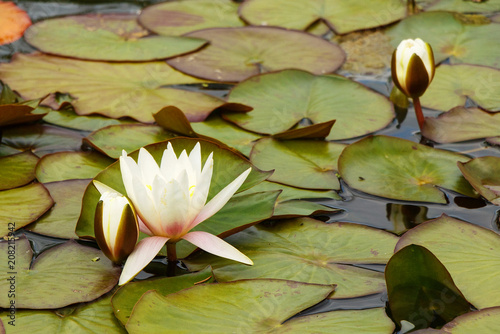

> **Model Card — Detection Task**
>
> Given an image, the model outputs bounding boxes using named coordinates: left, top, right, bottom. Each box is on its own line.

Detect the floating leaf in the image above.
left=0, top=183, right=53, bottom=235
left=35, top=151, right=115, bottom=183
left=225, top=70, right=394, bottom=140
left=386, top=245, right=469, bottom=330
left=0, top=103, right=46, bottom=127
left=25, top=14, right=207, bottom=61
left=0, top=2, right=31, bottom=45
left=0, top=151, right=38, bottom=190
left=422, top=0, right=500, bottom=13
left=240, top=0, right=406, bottom=34
left=250, top=138, right=345, bottom=190
left=0, top=53, right=222, bottom=123
left=338, top=135, right=477, bottom=203
left=458, top=156, right=500, bottom=206
left=43, top=108, right=136, bottom=132
left=186, top=217, right=398, bottom=299
left=422, top=107, right=500, bottom=143
left=396, top=215, right=500, bottom=309
left=167, top=27, right=345, bottom=82
left=0, top=237, right=120, bottom=309
left=139, top=0, right=244, bottom=36
left=26, top=179, right=90, bottom=239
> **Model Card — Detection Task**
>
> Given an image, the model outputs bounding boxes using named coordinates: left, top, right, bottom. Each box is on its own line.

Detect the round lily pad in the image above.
left=458, top=156, right=500, bottom=206
left=0, top=151, right=38, bottom=191
left=186, top=217, right=398, bottom=299
left=24, top=14, right=207, bottom=61
left=338, top=135, right=477, bottom=203
left=0, top=103, right=46, bottom=127
left=0, top=236, right=120, bottom=309
left=418, top=307, right=500, bottom=334
left=224, top=70, right=394, bottom=140
left=396, top=215, right=500, bottom=309
left=240, top=0, right=406, bottom=34
left=43, top=108, right=136, bottom=132
left=422, top=0, right=500, bottom=13
left=167, top=27, right=345, bottom=82
left=139, top=0, right=244, bottom=36
left=0, top=53, right=223, bottom=123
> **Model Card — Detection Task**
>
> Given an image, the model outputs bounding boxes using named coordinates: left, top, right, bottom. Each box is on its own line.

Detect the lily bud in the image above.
left=391, top=38, right=435, bottom=98
left=93, top=180, right=139, bottom=263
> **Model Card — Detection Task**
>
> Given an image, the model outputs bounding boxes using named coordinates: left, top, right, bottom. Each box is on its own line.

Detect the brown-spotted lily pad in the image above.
left=0, top=151, right=38, bottom=191
left=139, top=0, right=244, bottom=36
left=239, top=0, right=406, bottom=34
left=0, top=53, right=222, bottom=123
left=224, top=70, right=394, bottom=140
left=338, top=135, right=477, bottom=203
left=167, top=27, right=345, bottom=82
left=458, top=156, right=500, bottom=206
left=24, top=14, right=207, bottom=61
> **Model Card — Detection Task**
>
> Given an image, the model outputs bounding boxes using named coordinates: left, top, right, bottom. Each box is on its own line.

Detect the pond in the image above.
left=1, top=0, right=500, bottom=333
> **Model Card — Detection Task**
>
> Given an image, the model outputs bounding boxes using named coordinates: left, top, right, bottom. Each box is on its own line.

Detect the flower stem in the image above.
left=413, top=97, right=425, bottom=133
left=166, top=242, right=177, bottom=277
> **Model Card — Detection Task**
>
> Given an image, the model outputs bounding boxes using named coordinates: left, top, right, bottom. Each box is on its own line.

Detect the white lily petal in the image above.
left=187, top=152, right=213, bottom=222
left=188, top=142, right=202, bottom=180
left=128, top=172, right=160, bottom=235
left=178, top=149, right=196, bottom=187
left=156, top=171, right=190, bottom=237
left=118, top=236, right=169, bottom=285
left=160, top=142, right=179, bottom=182
left=138, top=147, right=160, bottom=187
left=137, top=216, right=153, bottom=236
left=183, top=231, right=253, bottom=265
left=120, top=153, right=140, bottom=204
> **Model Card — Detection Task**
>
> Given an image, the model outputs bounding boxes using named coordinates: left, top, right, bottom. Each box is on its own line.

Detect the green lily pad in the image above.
left=386, top=244, right=470, bottom=330
left=44, top=108, right=137, bottom=132
left=0, top=294, right=125, bottom=334
left=111, top=266, right=215, bottom=325
left=240, top=0, right=406, bottom=34
left=186, top=217, right=399, bottom=299
left=0, top=53, right=222, bottom=123
left=396, top=215, right=500, bottom=309
left=250, top=138, right=345, bottom=190
left=139, top=0, right=244, bottom=36
left=421, top=65, right=500, bottom=112
left=84, top=124, right=177, bottom=159
left=35, top=151, right=115, bottom=183
left=224, top=70, right=394, bottom=140
left=24, top=13, right=207, bottom=61
left=0, top=236, right=120, bottom=309
left=338, top=135, right=477, bottom=203
left=386, top=11, right=500, bottom=69
left=458, top=156, right=500, bottom=206
left=0, top=151, right=38, bottom=190
left=26, top=179, right=90, bottom=239
left=0, top=183, right=53, bottom=235
left=167, top=27, right=345, bottom=82
left=422, top=107, right=500, bottom=143
left=125, top=279, right=335, bottom=333
left=421, top=0, right=500, bottom=13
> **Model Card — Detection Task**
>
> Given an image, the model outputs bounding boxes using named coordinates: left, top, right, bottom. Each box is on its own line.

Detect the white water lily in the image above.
left=117, top=142, right=252, bottom=285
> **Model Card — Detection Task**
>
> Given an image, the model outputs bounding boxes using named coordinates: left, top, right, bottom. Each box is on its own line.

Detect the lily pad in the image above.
left=239, top=0, right=406, bottom=34
left=0, top=53, right=222, bottom=123
left=0, top=183, right=53, bottom=235
left=167, top=27, right=345, bottom=82
left=0, top=2, right=31, bottom=45
left=396, top=215, right=500, bottom=309
left=421, top=65, right=500, bottom=112
left=126, top=279, right=335, bottom=333
left=0, top=103, right=46, bottom=127
left=139, top=0, right=244, bottom=36
left=224, top=70, right=394, bottom=140
left=111, top=266, right=215, bottom=325
left=186, top=217, right=399, bottom=299
left=338, top=135, right=477, bottom=203
left=35, top=151, right=115, bottom=183
left=26, top=179, right=90, bottom=239
left=421, top=0, right=500, bottom=13
left=386, top=11, right=500, bottom=69
left=24, top=13, right=207, bottom=61
left=250, top=138, right=345, bottom=190
left=0, top=236, right=120, bottom=309
left=43, top=108, right=137, bottom=132
left=458, top=156, right=500, bottom=206
left=0, top=151, right=38, bottom=191
left=422, top=107, right=500, bottom=143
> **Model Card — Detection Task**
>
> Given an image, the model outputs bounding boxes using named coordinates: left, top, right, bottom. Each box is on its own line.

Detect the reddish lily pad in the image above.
left=167, top=27, right=345, bottom=82
left=139, top=0, right=244, bottom=36
left=0, top=183, right=53, bottom=235
left=224, top=70, right=394, bottom=140
left=0, top=151, right=38, bottom=191
left=422, top=107, right=500, bottom=143
left=0, top=53, right=222, bottom=123
left=239, top=0, right=406, bottom=34
left=0, top=236, right=120, bottom=309
left=186, top=217, right=398, bottom=299
left=0, top=2, right=31, bottom=45
left=458, top=156, right=500, bottom=206
left=0, top=102, right=46, bottom=127
left=338, top=135, right=477, bottom=203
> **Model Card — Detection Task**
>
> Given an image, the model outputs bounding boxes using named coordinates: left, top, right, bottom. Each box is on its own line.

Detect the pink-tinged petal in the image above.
left=119, top=236, right=169, bottom=285
left=187, top=152, right=213, bottom=222
left=160, top=142, right=179, bottom=182
left=138, top=216, right=153, bottom=236
left=138, top=148, right=160, bottom=186
left=183, top=231, right=253, bottom=265
left=93, top=180, right=123, bottom=197
left=190, top=167, right=251, bottom=229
